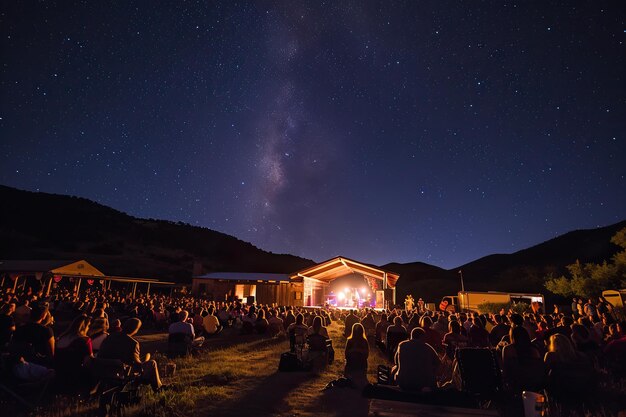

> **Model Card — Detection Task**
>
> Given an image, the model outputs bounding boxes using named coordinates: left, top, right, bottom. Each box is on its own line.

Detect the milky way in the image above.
left=1, top=1, right=624, bottom=268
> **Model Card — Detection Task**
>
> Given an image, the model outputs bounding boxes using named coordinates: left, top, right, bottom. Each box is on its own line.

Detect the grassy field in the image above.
left=15, top=321, right=384, bottom=417
left=11, top=321, right=626, bottom=417
left=133, top=321, right=380, bottom=417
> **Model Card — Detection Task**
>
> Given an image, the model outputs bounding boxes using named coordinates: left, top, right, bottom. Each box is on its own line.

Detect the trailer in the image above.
left=439, top=291, right=545, bottom=313
left=602, top=289, right=626, bottom=308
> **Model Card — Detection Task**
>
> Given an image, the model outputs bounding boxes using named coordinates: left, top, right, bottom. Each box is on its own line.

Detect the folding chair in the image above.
left=90, top=357, right=139, bottom=417
left=456, top=348, right=503, bottom=408
left=0, top=353, right=54, bottom=410
left=294, top=333, right=307, bottom=361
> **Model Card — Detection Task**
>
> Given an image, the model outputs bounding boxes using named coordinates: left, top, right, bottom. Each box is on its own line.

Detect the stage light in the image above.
left=360, top=287, right=366, bottom=294
left=344, top=288, right=349, bottom=293
left=338, top=292, right=345, bottom=300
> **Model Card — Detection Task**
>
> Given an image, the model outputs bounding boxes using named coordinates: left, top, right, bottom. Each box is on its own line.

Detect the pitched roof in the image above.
left=0, top=259, right=105, bottom=277
left=193, top=272, right=290, bottom=282
left=290, top=256, right=399, bottom=288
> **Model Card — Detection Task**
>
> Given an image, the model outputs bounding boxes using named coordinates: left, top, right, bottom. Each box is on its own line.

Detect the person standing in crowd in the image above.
left=583, top=299, right=597, bottom=318
left=571, top=298, right=579, bottom=317
left=577, top=299, right=584, bottom=318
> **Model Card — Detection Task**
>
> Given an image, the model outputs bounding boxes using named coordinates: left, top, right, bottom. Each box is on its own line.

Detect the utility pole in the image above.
left=459, top=270, right=465, bottom=292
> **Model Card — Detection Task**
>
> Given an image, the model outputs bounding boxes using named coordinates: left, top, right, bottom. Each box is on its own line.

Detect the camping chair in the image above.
left=456, top=348, right=503, bottom=408
left=294, top=333, right=307, bottom=361
left=90, top=357, right=140, bottom=417
left=167, top=333, right=191, bottom=358
left=307, top=334, right=332, bottom=371
left=0, top=353, right=53, bottom=410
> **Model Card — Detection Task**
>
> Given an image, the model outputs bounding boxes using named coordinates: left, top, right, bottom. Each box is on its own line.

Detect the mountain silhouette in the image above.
left=386, top=220, right=626, bottom=303
left=1, top=185, right=623, bottom=303
left=0, top=185, right=314, bottom=280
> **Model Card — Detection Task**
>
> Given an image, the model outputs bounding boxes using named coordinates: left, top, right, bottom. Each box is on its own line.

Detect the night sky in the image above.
left=1, top=2, right=625, bottom=269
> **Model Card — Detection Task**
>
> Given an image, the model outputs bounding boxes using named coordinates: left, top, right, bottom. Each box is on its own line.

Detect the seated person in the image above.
left=217, top=307, right=231, bottom=327
left=267, top=309, right=284, bottom=336
left=170, top=310, right=204, bottom=347
left=544, top=333, right=597, bottom=396
left=0, top=302, right=16, bottom=351
left=241, top=309, right=257, bottom=334
left=502, top=326, right=544, bottom=393
left=386, top=316, right=408, bottom=354
left=10, top=355, right=55, bottom=383
left=11, top=305, right=55, bottom=367
left=467, top=315, right=491, bottom=347
left=287, top=313, right=308, bottom=351
left=308, top=316, right=331, bottom=371
left=344, top=310, right=360, bottom=337
left=420, top=315, right=443, bottom=353
left=603, top=322, right=626, bottom=377
left=375, top=314, right=391, bottom=348
left=55, top=314, right=93, bottom=391
left=255, top=309, right=269, bottom=334
left=361, top=311, right=376, bottom=338
left=442, top=320, right=468, bottom=361
left=307, top=315, right=329, bottom=339
left=88, top=317, right=109, bottom=354
left=488, top=314, right=510, bottom=347
left=283, top=309, right=296, bottom=331
left=393, top=328, right=441, bottom=391
left=192, top=308, right=205, bottom=335
left=345, top=323, right=369, bottom=385
left=202, top=306, right=222, bottom=336
left=98, top=318, right=164, bottom=391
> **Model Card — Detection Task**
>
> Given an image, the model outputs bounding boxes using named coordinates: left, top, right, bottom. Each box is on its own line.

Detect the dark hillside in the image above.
left=391, top=221, right=625, bottom=303
left=0, top=185, right=314, bottom=280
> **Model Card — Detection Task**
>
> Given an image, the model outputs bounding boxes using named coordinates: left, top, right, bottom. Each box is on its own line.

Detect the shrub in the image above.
left=476, top=302, right=509, bottom=314
left=476, top=301, right=531, bottom=315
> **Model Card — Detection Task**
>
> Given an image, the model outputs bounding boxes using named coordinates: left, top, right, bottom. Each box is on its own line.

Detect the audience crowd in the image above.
left=1, top=284, right=625, bottom=406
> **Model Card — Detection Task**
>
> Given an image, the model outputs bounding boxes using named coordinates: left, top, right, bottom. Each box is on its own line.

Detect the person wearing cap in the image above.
left=98, top=318, right=164, bottom=391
